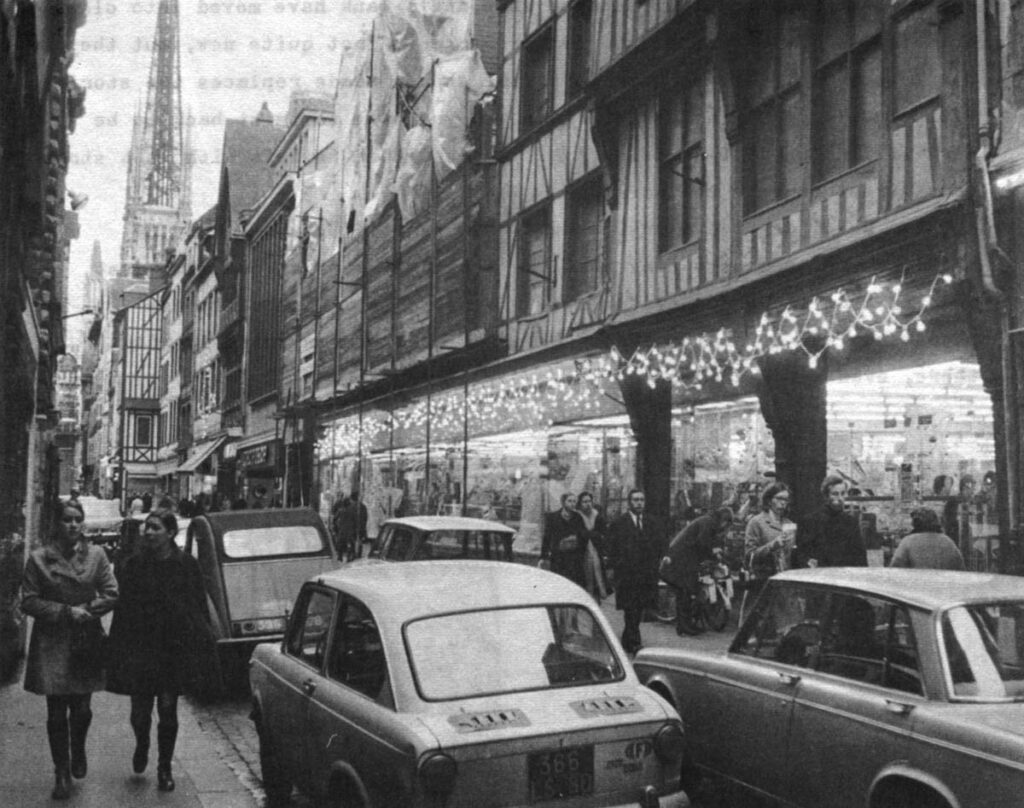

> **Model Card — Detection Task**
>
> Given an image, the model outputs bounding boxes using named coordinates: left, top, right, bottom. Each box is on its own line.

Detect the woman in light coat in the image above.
left=22, top=498, right=118, bottom=800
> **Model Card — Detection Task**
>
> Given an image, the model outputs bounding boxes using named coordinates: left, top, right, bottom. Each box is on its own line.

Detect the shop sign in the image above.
left=236, top=439, right=282, bottom=472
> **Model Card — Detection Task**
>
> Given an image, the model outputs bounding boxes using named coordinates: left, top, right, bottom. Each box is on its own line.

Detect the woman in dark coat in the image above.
left=541, top=492, right=587, bottom=587
left=21, top=498, right=118, bottom=800
left=106, top=508, right=215, bottom=792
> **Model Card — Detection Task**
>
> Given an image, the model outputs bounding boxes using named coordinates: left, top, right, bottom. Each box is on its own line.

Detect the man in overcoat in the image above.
left=607, top=489, right=662, bottom=654
left=794, top=474, right=867, bottom=568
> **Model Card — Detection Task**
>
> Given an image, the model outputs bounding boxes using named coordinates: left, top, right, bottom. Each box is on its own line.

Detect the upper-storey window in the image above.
left=812, top=0, right=883, bottom=183
left=893, top=4, right=941, bottom=115
left=567, top=0, right=593, bottom=99
left=521, top=25, right=554, bottom=134
left=564, top=172, right=604, bottom=302
left=659, top=78, right=705, bottom=252
left=517, top=204, right=552, bottom=317
left=743, top=3, right=804, bottom=214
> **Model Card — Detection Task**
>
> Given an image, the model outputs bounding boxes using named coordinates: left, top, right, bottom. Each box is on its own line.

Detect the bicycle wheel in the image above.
left=705, top=598, right=729, bottom=631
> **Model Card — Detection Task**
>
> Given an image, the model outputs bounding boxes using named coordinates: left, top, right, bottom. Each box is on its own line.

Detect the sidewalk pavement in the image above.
left=0, top=661, right=261, bottom=808
left=598, top=591, right=739, bottom=657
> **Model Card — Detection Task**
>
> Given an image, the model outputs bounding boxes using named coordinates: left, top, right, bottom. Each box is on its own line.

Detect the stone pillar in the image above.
left=755, top=348, right=829, bottom=522
left=619, top=375, right=673, bottom=540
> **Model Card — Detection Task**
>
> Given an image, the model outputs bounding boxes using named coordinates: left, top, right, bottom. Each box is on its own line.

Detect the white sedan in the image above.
left=249, top=560, right=689, bottom=807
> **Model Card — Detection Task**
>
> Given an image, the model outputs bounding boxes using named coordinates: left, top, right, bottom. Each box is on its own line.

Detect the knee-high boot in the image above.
left=69, top=706, right=92, bottom=778
left=46, top=717, right=71, bottom=800
left=156, top=718, right=178, bottom=791
left=129, top=698, right=152, bottom=774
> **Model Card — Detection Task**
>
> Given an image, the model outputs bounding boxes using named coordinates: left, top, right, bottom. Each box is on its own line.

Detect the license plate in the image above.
left=528, top=745, right=594, bottom=802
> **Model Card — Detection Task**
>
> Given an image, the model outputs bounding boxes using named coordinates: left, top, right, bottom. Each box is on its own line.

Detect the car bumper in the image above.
left=606, top=788, right=690, bottom=807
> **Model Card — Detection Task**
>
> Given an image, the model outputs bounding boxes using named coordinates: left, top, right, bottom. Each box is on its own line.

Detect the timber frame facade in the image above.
left=482, top=0, right=1024, bottom=565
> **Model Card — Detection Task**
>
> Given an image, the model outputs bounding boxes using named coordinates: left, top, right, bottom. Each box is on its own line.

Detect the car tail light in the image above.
left=653, top=722, right=685, bottom=762
left=417, top=752, right=457, bottom=796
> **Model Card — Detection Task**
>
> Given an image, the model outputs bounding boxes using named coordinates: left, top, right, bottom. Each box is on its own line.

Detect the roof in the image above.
left=315, top=560, right=586, bottom=625
left=381, top=515, right=516, bottom=534
left=194, top=507, right=326, bottom=534
left=772, top=567, right=1024, bottom=610
left=220, top=117, right=286, bottom=231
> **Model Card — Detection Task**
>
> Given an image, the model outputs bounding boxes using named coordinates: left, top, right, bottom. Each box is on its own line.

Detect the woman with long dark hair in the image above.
left=106, top=508, right=216, bottom=792
left=21, top=498, right=118, bottom=800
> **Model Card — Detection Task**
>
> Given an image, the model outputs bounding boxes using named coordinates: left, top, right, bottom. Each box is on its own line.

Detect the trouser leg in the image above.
left=622, top=607, right=643, bottom=653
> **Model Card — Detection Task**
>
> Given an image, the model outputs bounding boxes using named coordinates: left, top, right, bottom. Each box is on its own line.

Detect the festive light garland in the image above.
left=316, top=271, right=953, bottom=458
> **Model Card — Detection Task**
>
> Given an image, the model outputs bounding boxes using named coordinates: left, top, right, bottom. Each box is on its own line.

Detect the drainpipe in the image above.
left=973, top=0, right=1018, bottom=541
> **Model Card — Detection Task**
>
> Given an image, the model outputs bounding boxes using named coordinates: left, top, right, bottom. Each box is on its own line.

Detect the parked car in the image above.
left=634, top=567, right=1024, bottom=808
left=249, top=560, right=690, bottom=807
left=185, top=507, right=337, bottom=685
left=373, top=515, right=518, bottom=562
left=77, top=495, right=124, bottom=555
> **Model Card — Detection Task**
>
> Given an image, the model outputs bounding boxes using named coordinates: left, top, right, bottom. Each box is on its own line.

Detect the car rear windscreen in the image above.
left=221, top=525, right=326, bottom=558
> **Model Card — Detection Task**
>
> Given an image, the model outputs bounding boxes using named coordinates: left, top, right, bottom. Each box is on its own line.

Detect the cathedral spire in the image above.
left=119, top=0, right=190, bottom=280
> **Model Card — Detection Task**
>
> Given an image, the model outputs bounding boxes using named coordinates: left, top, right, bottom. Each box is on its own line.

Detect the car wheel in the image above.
left=873, top=779, right=949, bottom=808
left=256, top=718, right=292, bottom=807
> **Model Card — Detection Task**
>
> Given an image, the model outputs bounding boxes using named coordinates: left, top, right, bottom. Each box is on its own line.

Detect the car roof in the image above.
left=193, top=507, right=325, bottom=532
left=314, top=560, right=586, bottom=622
left=772, top=567, right=1024, bottom=610
left=381, top=515, right=516, bottom=534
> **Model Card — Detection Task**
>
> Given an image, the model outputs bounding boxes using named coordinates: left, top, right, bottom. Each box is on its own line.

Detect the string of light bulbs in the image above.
left=316, top=270, right=953, bottom=458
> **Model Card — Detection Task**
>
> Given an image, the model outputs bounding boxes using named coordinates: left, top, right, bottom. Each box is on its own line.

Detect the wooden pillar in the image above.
left=619, top=376, right=673, bottom=536
left=755, top=348, right=828, bottom=522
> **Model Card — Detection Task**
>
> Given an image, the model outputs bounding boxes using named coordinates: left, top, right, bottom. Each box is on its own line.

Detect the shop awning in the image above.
left=176, top=436, right=227, bottom=474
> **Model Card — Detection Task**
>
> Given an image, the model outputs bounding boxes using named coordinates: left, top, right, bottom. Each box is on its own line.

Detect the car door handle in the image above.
left=884, top=699, right=913, bottom=715
left=302, top=679, right=317, bottom=696
left=777, top=672, right=801, bottom=686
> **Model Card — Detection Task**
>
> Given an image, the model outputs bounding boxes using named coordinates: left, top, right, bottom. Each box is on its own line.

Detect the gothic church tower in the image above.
left=119, top=0, right=191, bottom=281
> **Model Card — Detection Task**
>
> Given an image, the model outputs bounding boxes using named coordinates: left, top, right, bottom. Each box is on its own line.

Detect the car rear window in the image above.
left=417, top=530, right=514, bottom=561
left=941, top=602, right=1024, bottom=702
left=221, top=525, right=326, bottom=558
left=404, top=604, right=624, bottom=700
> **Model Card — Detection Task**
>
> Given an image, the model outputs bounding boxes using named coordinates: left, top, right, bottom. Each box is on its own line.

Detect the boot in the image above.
left=69, top=707, right=92, bottom=778
left=156, top=720, right=178, bottom=792
left=46, top=718, right=71, bottom=800
left=130, top=698, right=152, bottom=774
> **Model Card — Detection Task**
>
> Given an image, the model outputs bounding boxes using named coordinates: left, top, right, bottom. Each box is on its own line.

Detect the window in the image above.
left=328, top=598, right=388, bottom=701
left=517, top=205, right=552, bottom=317
left=941, top=602, right=1024, bottom=701
left=135, top=415, right=152, bottom=447
left=812, top=0, right=883, bottom=183
left=564, top=174, right=604, bottom=301
left=567, top=0, right=592, bottom=98
left=743, top=4, right=805, bottom=213
left=893, top=4, right=941, bottom=114
left=521, top=25, right=554, bottom=133
left=286, top=587, right=337, bottom=670
left=659, top=79, right=705, bottom=251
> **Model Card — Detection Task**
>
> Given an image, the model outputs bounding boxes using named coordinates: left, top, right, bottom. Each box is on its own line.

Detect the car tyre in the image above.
left=256, top=718, right=292, bottom=807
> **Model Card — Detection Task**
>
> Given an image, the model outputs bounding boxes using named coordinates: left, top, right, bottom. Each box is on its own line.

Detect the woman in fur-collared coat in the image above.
left=22, top=498, right=118, bottom=800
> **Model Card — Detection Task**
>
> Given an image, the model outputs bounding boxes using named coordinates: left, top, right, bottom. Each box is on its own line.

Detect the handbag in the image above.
left=69, top=619, right=107, bottom=674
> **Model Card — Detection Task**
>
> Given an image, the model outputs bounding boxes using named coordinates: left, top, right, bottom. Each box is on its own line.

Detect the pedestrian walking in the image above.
left=661, top=507, right=733, bottom=636
left=794, top=474, right=867, bottom=568
left=577, top=491, right=610, bottom=601
left=606, top=489, right=662, bottom=655
left=890, top=507, right=965, bottom=570
left=332, top=489, right=368, bottom=560
left=20, top=498, right=118, bottom=800
left=106, top=508, right=218, bottom=792
left=541, top=492, right=586, bottom=587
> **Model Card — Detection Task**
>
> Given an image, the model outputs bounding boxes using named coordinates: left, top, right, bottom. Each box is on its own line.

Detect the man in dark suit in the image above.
left=794, top=474, right=867, bottom=568
left=607, top=489, right=662, bottom=654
